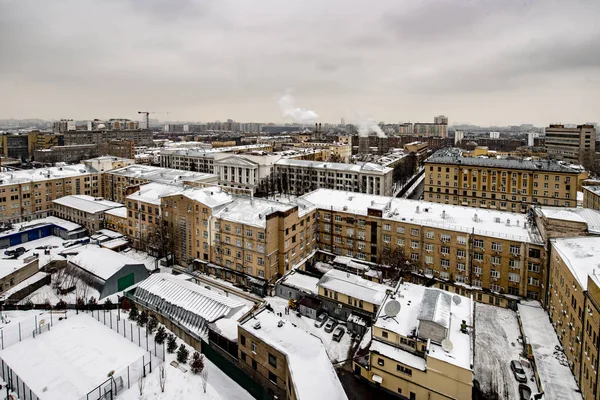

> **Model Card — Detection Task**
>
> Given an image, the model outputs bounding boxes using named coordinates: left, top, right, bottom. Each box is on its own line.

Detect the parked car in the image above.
left=324, top=319, right=338, bottom=333
left=510, top=360, right=527, bottom=383
left=332, top=326, right=345, bottom=342
left=519, top=384, right=532, bottom=400
left=314, top=313, right=328, bottom=328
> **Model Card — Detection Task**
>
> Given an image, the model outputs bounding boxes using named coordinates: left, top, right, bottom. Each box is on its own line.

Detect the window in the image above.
left=396, top=238, right=405, bottom=246
left=425, top=243, right=434, bottom=252
left=529, top=248, right=541, bottom=258
left=269, top=371, right=277, bottom=384
left=246, top=229, right=253, bottom=238
left=491, top=270, right=500, bottom=279
left=474, top=239, right=484, bottom=249
left=334, top=215, right=343, bottom=222
left=396, top=365, right=412, bottom=376
left=383, top=223, right=391, bottom=231
left=509, top=245, right=520, bottom=255
left=410, top=228, right=419, bottom=236
left=528, top=262, right=540, bottom=273
left=441, top=246, right=450, bottom=255
left=258, top=232, right=265, bottom=240
left=377, top=358, right=385, bottom=366
left=241, top=335, right=246, bottom=346
left=268, top=353, right=277, bottom=368
left=457, top=262, right=466, bottom=271
left=491, top=242, right=502, bottom=251
left=457, top=249, right=466, bottom=258
left=473, top=266, right=482, bottom=275
left=457, top=236, right=467, bottom=245
left=440, top=234, right=451, bottom=242
left=490, top=256, right=500, bottom=265
left=528, top=276, right=539, bottom=286
left=473, top=253, right=483, bottom=261
left=251, top=343, right=257, bottom=353
left=441, top=259, right=450, bottom=268
left=410, top=240, right=419, bottom=249
left=425, top=255, right=433, bottom=265
left=425, top=231, right=434, bottom=239
left=509, top=273, right=520, bottom=283
left=396, top=226, right=405, bottom=234
left=510, top=260, right=521, bottom=269
left=383, top=235, right=391, bottom=244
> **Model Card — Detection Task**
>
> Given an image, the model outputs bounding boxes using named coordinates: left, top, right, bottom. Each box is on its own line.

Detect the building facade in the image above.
left=425, top=151, right=579, bottom=212
left=52, top=194, right=123, bottom=233
left=583, top=186, right=600, bottom=211
left=545, top=124, right=596, bottom=166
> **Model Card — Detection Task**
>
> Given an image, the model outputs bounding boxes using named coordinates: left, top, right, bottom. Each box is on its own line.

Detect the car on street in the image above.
left=510, top=360, right=527, bottom=383
left=324, top=319, right=338, bottom=333
left=314, top=313, right=328, bottom=328
left=332, top=326, right=345, bottom=342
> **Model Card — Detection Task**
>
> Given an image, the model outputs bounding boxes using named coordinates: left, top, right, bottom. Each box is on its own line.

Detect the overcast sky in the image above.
left=1, top=0, right=599, bottom=126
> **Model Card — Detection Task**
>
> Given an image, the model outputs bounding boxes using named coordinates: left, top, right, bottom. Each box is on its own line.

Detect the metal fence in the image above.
left=0, top=357, right=40, bottom=400
left=0, top=310, right=67, bottom=350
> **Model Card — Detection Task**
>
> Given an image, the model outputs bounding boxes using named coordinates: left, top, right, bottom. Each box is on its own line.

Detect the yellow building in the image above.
left=355, top=283, right=473, bottom=400
left=425, top=150, right=580, bottom=212
left=104, top=207, right=128, bottom=235
left=238, top=308, right=348, bottom=400
left=0, top=164, right=102, bottom=223
left=547, top=236, right=600, bottom=400
left=300, top=189, right=547, bottom=307
left=583, top=186, right=600, bottom=211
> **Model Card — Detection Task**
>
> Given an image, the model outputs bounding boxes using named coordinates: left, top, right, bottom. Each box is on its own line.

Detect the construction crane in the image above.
left=137, top=111, right=169, bottom=130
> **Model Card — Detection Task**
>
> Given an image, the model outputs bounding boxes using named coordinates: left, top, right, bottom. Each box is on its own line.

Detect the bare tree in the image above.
left=200, top=368, right=208, bottom=393
left=380, top=247, right=416, bottom=282
left=138, top=375, right=146, bottom=397
left=158, top=363, right=167, bottom=393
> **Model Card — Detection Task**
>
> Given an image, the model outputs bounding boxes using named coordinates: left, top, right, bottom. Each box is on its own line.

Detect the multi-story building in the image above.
left=0, top=133, right=30, bottom=161
left=583, top=186, right=600, bottom=211
left=82, top=156, right=135, bottom=173
left=102, top=164, right=218, bottom=203
left=97, top=140, right=135, bottom=159
left=545, top=124, right=596, bottom=166
left=161, top=186, right=317, bottom=294
left=27, top=131, right=64, bottom=155
left=404, top=141, right=428, bottom=165
left=414, top=116, right=448, bottom=138
left=34, top=144, right=98, bottom=164
left=355, top=283, right=474, bottom=400
left=63, top=129, right=153, bottom=147
left=0, top=164, right=102, bottom=223
left=104, top=206, right=128, bottom=235
left=238, top=308, right=347, bottom=400
left=274, top=159, right=394, bottom=196
left=159, top=144, right=274, bottom=173
left=52, top=194, right=123, bottom=233
left=424, top=150, right=579, bottom=212
left=301, top=189, right=546, bottom=307
left=547, top=236, right=600, bottom=400
left=213, top=153, right=282, bottom=196
left=53, top=119, right=77, bottom=132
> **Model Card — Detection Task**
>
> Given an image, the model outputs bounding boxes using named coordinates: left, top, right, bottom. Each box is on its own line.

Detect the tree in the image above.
left=121, top=297, right=132, bottom=311
left=158, top=363, right=167, bottom=393
left=103, top=298, right=113, bottom=310
left=155, top=325, right=167, bottom=344
left=177, top=344, right=189, bottom=364
left=56, top=299, right=67, bottom=310
left=88, top=296, right=97, bottom=310
left=137, top=310, right=149, bottom=327
left=380, top=247, right=416, bottom=282
left=167, top=334, right=177, bottom=353
left=147, top=315, right=158, bottom=334
left=190, top=351, right=204, bottom=374
left=129, top=306, right=139, bottom=321
left=76, top=297, right=85, bottom=311
left=201, top=368, right=208, bottom=393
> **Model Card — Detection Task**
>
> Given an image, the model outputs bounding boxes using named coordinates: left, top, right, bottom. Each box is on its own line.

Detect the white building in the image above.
left=213, top=153, right=282, bottom=195
left=274, top=159, right=394, bottom=196
left=454, top=130, right=464, bottom=145
left=489, top=131, right=500, bottom=139
left=527, top=132, right=541, bottom=147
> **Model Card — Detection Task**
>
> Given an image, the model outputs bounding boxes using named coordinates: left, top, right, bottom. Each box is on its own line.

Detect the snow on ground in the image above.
left=518, top=301, right=583, bottom=400
left=265, top=296, right=355, bottom=363
left=0, top=309, right=52, bottom=330
left=474, top=303, right=531, bottom=400
left=0, top=312, right=146, bottom=400
left=120, top=344, right=254, bottom=400
left=19, top=276, right=100, bottom=306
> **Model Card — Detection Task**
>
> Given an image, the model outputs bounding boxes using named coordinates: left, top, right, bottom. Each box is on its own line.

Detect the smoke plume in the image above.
left=358, top=116, right=386, bottom=138
left=278, top=92, right=318, bottom=124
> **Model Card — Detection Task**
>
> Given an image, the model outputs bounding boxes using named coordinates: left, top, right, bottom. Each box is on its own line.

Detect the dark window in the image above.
left=377, top=358, right=384, bottom=366
left=529, top=248, right=541, bottom=258
left=268, top=353, right=277, bottom=368
left=269, top=371, right=277, bottom=384
left=241, top=335, right=246, bottom=346
left=252, top=360, right=257, bottom=370
left=241, top=352, right=246, bottom=362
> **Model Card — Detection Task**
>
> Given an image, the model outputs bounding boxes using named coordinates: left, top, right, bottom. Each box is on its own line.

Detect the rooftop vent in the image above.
left=506, top=218, right=511, bottom=226
left=494, top=217, right=501, bottom=223
left=416, top=206, right=420, bottom=213
left=277, top=320, right=284, bottom=328
left=253, top=322, right=261, bottom=330
left=441, top=210, right=446, bottom=219
left=473, top=213, right=478, bottom=222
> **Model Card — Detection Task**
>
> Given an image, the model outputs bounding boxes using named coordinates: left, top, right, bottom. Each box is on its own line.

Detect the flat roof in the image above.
left=69, top=247, right=143, bottom=281
left=279, top=271, right=319, bottom=296
left=552, top=236, right=600, bottom=290
left=0, top=164, right=96, bottom=186
left=212, top=196, right=297, bottom=228
left=240, top=309, right=347, bottom=400
left=104, top=207, right=127, bottom=218
left=126, top=182, right=186, bottom=205
left=426, top=152, right=578, bottom=173
left=107, top=164, right=217, bottom=183
left=300, top=189, right=542, bottom=243
left=275, top=158, right=392, bottom=174
left=374, top=283, right=473, bottom=370
left=536, top=206, right=600, bottom=234
left=317, top=269, right=390, bottom=306
left=53, top=195, right=123, bottom=214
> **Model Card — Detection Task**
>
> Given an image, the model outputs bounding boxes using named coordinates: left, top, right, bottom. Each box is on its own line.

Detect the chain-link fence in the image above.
left=0, top=356, right=40, bottom=400
left=0, top=310, right=67, bottom=350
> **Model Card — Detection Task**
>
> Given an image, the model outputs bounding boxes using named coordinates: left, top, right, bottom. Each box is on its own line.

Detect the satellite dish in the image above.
left=452, top=295, right=462, bottom=305
left=384, top=300, right=401, bottom=317
left=441, top=339, right=454, bottom=353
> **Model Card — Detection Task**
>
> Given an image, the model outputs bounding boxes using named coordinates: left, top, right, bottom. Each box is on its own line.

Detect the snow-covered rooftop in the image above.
left=0, top=164, right=96, bottom=186
left=240, top=310, right=347, bottom=400
left=69, top=247, right=143, bottom=281
left=108, top=164, right=217, bottom=184
left=0, top=216, right=82, bottom=238
left=170, top=186, right=234, bottom=209
left=536, top=206, right=600, bottom=234
left=552, top=236, right=600, bottom=290
left=374, top=283, right=473, bottom=370
left=278, top=271, right=319, bottom=296
left=275, top=158, right=392, bottom=174
left=53, top=195, right=123, bottom=214
left=134, top=273, right=247, bottom=329
left=300, top=189, right=542, bottom=243
left=104, top=206, right=127, bottom=218
left=213, top=196, right=296, bottom=228
left=428, top=153, right=579, bottom=173
left=317, top=269, right=390, bottom=306
left=417, top=288, right=451, bottom=329
left=126, top=182, right=185, bottom=205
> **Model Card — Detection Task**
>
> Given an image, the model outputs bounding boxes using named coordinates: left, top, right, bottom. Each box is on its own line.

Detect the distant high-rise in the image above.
left=489, top=131, right=500, bottom=139
left=434, top=115, right=448, bottom=125
left=545, top=124, right=596, bottom=166
left=414, top=116, right=448, bottom=138
left=454, top=130, right=464, bottom=145
left=340, top=118, right=346, bottom=126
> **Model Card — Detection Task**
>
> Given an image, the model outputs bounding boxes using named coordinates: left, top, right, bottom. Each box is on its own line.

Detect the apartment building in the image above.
left=425, top=151, right=579, bottom=212
left=161, top=186, right=317, bottom=294
left=102, top=164, right=218, bottom=203
left=238, top=309, right=347, bottom=400
left=82, top=156, right=135, bottom=173
left=104, top=207, right=128, bottom=235
left=413, top=117, right=448, bottom=138
left=404, top=141, right=428, bottom=165
left=545, top=124, right=596, bottom=166
left=52, top=194, right=123, bottom=233
left=0, top=164, right=102, bottom=223
left=34, top=144, right=98, bottom=164
left=300, top=189, right=546, bottom=307
left=213, top=153, right=282, bottom=195
left=355, top=283, right=473, bottom=400
left=547, top=236, right=600, bottom=400
left=159, top=144, right=274, bottom=173
left=63, top=129, right=153, bottom=147
left=583, top=186, right=600, bottom=211
left=274, top=159, right=394, bottom=196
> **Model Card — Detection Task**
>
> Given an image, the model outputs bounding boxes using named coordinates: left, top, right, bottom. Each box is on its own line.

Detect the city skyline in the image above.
left=1, top=0, right=599, bottom=126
